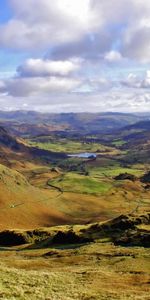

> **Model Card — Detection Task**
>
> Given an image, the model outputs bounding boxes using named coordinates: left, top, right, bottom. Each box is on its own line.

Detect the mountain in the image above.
left=0, top=125, right=66, bottom=166
left=0, top=126, right=24, bottom=150
left=112, top=120, right=150, bottom=164
left=115, top=120, right=150, bottom=147
left=0, top=122, right=68, bottom=137
left=0, top=111, right=144, bottom=137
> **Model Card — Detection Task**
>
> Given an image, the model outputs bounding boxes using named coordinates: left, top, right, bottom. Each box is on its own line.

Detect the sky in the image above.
left=0, top=0, right=150, bottom=113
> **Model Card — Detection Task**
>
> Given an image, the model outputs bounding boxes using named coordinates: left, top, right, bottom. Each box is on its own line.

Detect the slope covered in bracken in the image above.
left=0, top=164, right=70, bottom=229
left=0, top=125, right=67, bottom=168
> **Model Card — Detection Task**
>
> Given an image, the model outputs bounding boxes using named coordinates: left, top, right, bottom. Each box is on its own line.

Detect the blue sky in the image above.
left=0, top=1, right=12, bottom=24
left=0, top=0, right=150, bottom=112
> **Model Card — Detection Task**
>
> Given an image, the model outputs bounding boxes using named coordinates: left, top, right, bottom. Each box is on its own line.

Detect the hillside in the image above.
left=0, top=164, right=70, bottom=229
left=0, top=111, right=143, bottom=137
left=116, top=120, right=150, bottom=145
left=109, top=120, right=150, bottom=164
left=0, top=125, right=67, bottom=166
left=0, top=113, right=149, bottom=300
left=0, top=213, right=149, bottom=299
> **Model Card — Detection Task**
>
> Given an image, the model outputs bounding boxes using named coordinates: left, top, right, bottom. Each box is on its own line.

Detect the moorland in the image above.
left=0, top=111, right=149, bottom=299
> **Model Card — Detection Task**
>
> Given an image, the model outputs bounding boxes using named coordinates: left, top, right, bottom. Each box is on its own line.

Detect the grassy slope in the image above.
left=89, top=165, right=144, bottom=178
left=48, top=172, right=112, bottom=194
left=0, top=214, right=149, bottom=300
left=1, top=161, right=149, bottom=229
left=0, top=245, right=149, bottom=300
left=0, top=164, right=69, bottom=229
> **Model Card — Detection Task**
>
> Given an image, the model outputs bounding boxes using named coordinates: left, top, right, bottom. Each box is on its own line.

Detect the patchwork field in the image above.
left=27, top=137, right=119, bottom=155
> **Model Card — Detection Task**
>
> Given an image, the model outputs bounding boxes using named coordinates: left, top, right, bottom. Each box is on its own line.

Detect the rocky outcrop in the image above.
left=141, top=171, right=150, bottom=183
left=114, top=173, right=137, bottom=181
left=114, top=230, right=150, bottom=247
left=0, top=230, right=29, bottom=246
left=52, top=230, right=92, bottom=245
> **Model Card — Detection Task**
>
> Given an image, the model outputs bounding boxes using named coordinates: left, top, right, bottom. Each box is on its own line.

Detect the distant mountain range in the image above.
left=0, top=111, right=146, bottom=137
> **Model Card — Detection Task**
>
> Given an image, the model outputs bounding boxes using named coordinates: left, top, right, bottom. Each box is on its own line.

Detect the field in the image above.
left=27, top=137, right=119, bottom=154
left=48, top=172, right=112, bottom=194
left=89, top=165, right=145, bottom=178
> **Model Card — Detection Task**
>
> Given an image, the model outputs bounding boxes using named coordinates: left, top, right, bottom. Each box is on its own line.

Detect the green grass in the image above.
left=48, top=172, right=112, bottom=194
left=111, top=139, right=127, bottom=146
left=89, top=166, right=144, bottom=178
left=28, top=139, right=113, bottom=153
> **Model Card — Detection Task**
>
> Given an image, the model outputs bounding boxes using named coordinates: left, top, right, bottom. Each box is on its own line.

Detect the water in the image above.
left=68, top=152, right=97, bottom=158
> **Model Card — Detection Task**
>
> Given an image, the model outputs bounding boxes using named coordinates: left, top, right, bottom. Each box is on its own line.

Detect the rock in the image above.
left=114, top=173, right=137, bottom=181
left=52, top=230, right=93, bottom=245
left=141, top=171, right=150, bottom=183
left=0, top=230, right=28, bottom=246
left=114, top=231, right=150, bottom=248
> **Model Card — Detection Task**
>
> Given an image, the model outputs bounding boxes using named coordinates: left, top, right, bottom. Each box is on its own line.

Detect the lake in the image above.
left=68, top=152, right=97, bottom=158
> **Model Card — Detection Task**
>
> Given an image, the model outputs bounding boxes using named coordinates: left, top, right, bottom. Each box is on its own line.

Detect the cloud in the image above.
left=142, top=71, right=150, bottom=88
left=104, top=51, right=122, bottom=63
left=0, top=0, right=102, bottom=50
left=122, top=24, right=150, bottom=63
left=0, top=87, right=150, bottom=113
left=50, top=31, right=114, bottom=61
left=0, top=76, right=81, bottom=97
left=121, top=73, right=142, bottom=89
left=48, top=0, right=150, bottom=64
left=0, top=0, right=149, bottom=63
left=17, top=58, right=80, bottom=77
left=121, top=71, right=150, bottom=89
left=0, top=0, right=150, bottom=113
left=87, top=78, right=112, bottom=92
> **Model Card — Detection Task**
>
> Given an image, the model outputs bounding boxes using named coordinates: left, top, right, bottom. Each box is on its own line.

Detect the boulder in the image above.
left=114, top=173, right=137, bottom=181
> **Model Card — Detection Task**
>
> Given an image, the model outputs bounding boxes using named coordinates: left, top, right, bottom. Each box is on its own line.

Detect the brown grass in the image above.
left=0, top=241, right=149, bottom=300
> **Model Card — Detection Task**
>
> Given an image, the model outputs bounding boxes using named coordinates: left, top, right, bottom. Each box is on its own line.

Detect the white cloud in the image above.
left=0, top=87, right=150, bottom=113
left=122, top=24, right=150, bottom=63
left=0, top=0, right=101, bottom=50
left=0, top=76, right=81, bottom=97
left=121, top=73, right=141, bottom=88
left=87, top=78, right=112, bottom=91
left=104, top=51, right=122, bottom=63
left=1, top=0, right=150, bottom=113
left=0, top=0, right=149, bottom=63
left=0, top=80, right=6, bottom=90
left=121, top=71, right=150, bottom=89
left=17, top=58, right=80, bottom=77
left=142, top=71, right=150, bottom=88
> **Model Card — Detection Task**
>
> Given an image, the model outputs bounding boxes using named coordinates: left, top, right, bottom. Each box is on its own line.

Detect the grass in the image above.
left=111, top=139, right=127, bottom=147
left=0, top=255, right=149, bottom=300
left=0, top=158, right=149, bottom=230
left=0, top=222, right=149, bottom=300
left=89, top=166, right=144, bottom=178
left=28, top=138, right=114, bottom=154
left=48, top=172, right=112, bottom=194
left=0, top=164, right=70, bottom=230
